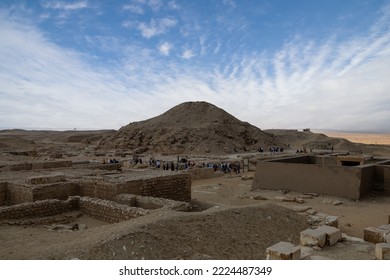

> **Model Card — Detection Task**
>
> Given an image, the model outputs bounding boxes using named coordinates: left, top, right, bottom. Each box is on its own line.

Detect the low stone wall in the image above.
left=2, top=163, right=32, bottom=172
left=32, top=161, right=72, bottom=170
left=252, top=159, right=371, bottom=200
left=1, top=161, right=72, bottom=172
left=82, top=174, right=192, bottom=202
left=82, top=163, right=121, bottom=171
left=0, top=196, right=149, bottom=223
left=32, top=182, right=80, bottom=201
left=0, top=182, right=7, bottom=206
left=0, top=197, right=79, bottom=220
left=26, top=174, right=65, bottom=185
left=138, top=174, right=191, bottom=202
left=78, top=197, right=148, bottom=223
left=80, top=181, right=118, bottom=201
left=116, top=193, right=191, bottom=211
left=6, top=184, right=34, bottom=205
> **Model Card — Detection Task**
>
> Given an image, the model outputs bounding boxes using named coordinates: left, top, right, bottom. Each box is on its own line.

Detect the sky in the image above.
left=0, top=0, right=390, bottom=132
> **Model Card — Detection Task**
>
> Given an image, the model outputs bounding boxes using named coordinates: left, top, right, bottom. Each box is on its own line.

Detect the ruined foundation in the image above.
left=251, top=154, right=390, bottom=200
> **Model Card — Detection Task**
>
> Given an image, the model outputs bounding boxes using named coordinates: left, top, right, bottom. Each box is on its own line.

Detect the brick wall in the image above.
left=6, top=183, right=34, bottom=205
left=0, top=182, right=7, bottom=206
left=32, top=182, right=80, bottom=201
left=139, top=174, right=191, bottom=201
left=0, top=197, right=78, bottom=220
left=2, top=172, right=191, bottom=206
left=0, top=196, right=148, bottom=223
left=116, top=193, right=191, bottom=211
left=1, top=161, right=72, bottom=172
left=81, top=174, right=192, bottom=202
left=78, top=197, right=148, bottom=223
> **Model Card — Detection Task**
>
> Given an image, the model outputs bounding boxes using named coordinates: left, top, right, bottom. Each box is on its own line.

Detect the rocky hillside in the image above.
left=98, top=101, right=277, bottom=154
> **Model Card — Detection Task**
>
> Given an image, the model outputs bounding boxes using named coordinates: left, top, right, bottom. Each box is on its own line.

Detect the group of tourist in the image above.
left=102, top=158, right=119, bottom=164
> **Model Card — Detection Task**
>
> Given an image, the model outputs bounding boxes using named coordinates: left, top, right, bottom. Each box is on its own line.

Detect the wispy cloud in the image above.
left=123, top=4, right=144, bottom=15
left=223, top=0, right=236, bottom=9
left=158, top=41, right=172, bottom=56
left=181, top=49, right=195, bottom=59
left=137, top=17, right=177, bottom=38
left=148, top=0, right=163, bottom=12
left=168, top=1, right=180, bottom=10
left=1, top=5, right=390, bottom=132
left=42, top=0, right=89, bottom=10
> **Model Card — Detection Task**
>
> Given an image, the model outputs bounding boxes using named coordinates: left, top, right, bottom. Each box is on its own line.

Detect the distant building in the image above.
left=251, top=153, right=390, bottom=200
left=303, top=128, right=311, bottom=132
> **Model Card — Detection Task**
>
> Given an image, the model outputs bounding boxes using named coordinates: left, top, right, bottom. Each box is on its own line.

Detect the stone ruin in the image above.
left=252, top=153, right=390, bottom=200
left=0, top=159, right=192, bottom=225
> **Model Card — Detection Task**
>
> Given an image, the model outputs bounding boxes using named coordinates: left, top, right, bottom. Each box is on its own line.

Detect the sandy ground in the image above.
left=191, top=172, right=390, bottom=239
left=315, top=130, right=390, bottom=145
left=0, top=171, right=388, bottom=260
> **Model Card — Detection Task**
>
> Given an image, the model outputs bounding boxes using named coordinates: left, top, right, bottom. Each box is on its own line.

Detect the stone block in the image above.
left=26, top=174, right=66, bottom=185
left=324, top=215, right=339, bottom=228
left=307, top=215, right=324, bottom=226
left=375, top=243, right=390, bottom=260
left=316, top=225, right=342, bottom=246
left=284, top=196, right=296, bottom=202
left=364, top=227, right=389, bottom=243
left=378, top=224, right=390, bottom=231
left=293, top=206, right=311, bottom=212
left=300, top=229, right=326, bottom=248
left=266, top=241, right=301, bottom=260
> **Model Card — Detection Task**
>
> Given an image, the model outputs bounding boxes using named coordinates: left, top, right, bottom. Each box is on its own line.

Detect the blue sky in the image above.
left=0, top=0, right=389, bottom=132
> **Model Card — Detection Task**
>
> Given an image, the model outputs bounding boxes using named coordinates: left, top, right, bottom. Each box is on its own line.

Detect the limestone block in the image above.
left=375, top=243, right=390, bottom=260
left=0, top=191, right=5, bottom=201
left=295, top=198, right=305, bottom=204
left=284, top=196, right=296, bottom=202
left=26, top=174, right=65, bottom=185
left=378, top=224, right=390, bottom=231
left=385, top=233, right=390, bottom=243
left=298, top=194, right=313, bottom=199
left=300, top=229, right=326, bottom=248
left=307, top=215, right=324, bottom=226
left=316, top=225, right=342, bottom=246
left=293, top=206, right=311, bottom=212
left=364, top=227, right=389, bottom=243
left=324, top=215, right=339, bottom=228
left=306, top=209, right=317, bottom=215
left=266, top=241, right=301, bottom=260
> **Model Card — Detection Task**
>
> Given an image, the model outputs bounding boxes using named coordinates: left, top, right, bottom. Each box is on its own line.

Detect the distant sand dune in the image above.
left=316, top=131, right=390, bottom=145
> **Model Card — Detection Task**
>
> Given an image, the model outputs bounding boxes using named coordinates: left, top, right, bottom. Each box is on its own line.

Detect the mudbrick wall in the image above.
left=6, top=184, right=34, bottom=205
left=0, top=161, right=72, bottom=172
left=0, top=197, right=78, bottom=220
left=78, top=197, right=148, bottom=223
left=82, top=174, right=192, bottom=202
left=0, top=182, right=7, bottom=206
left=0, top=196, right=148, bottom=223
left=116, top=193, right=191, bottom=211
